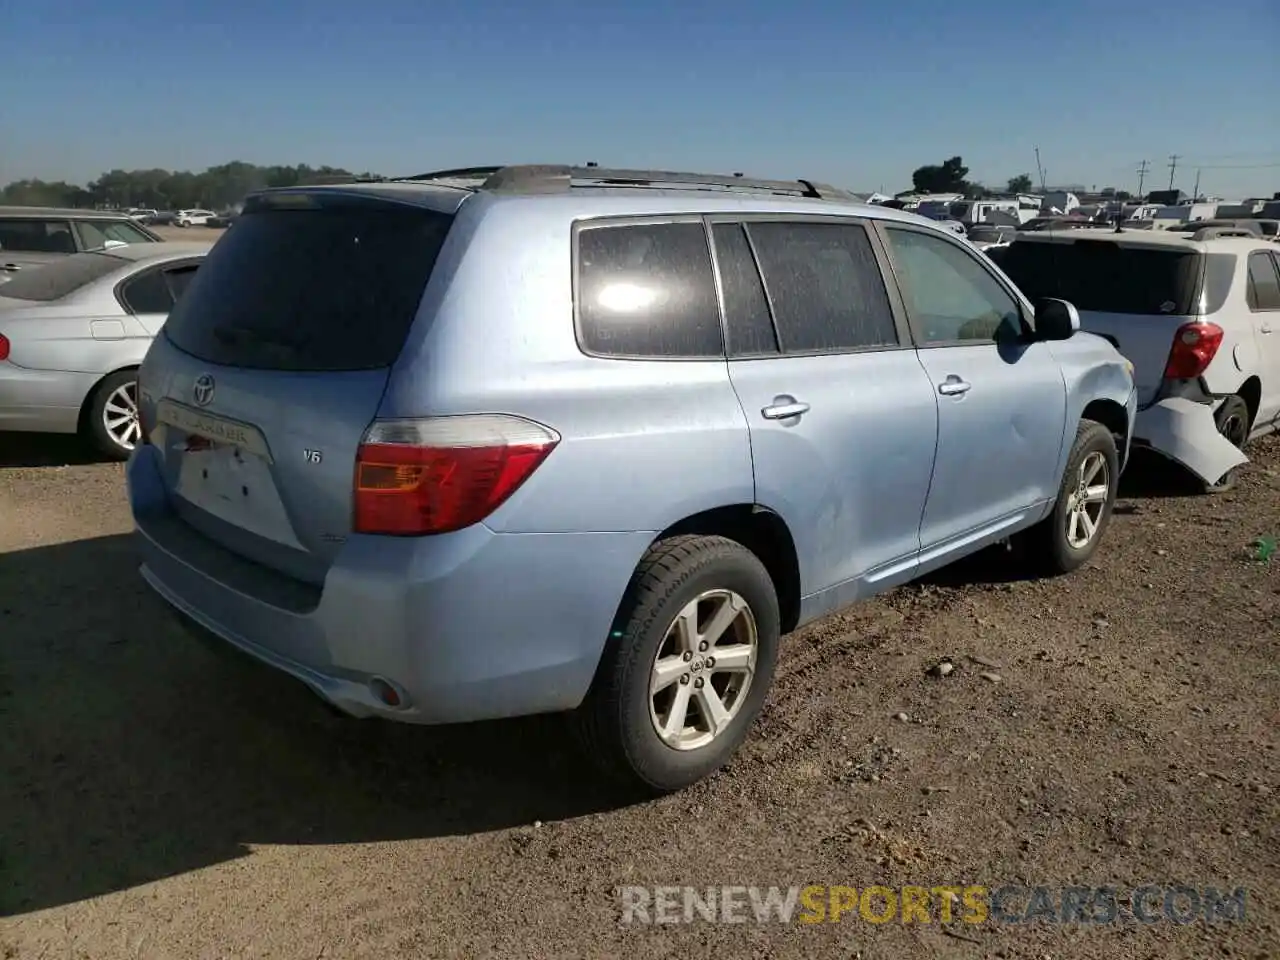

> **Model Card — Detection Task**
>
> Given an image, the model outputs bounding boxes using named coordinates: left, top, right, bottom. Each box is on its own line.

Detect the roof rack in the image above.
left=400, top=164, right=859, bottom=200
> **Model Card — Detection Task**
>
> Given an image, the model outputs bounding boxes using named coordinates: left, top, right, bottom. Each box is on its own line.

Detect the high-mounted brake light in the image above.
left=0, top=334, right=9, bottom=362
left=353, top=414, right=560, bottom=535
left=1163, top=321, right=1224, bottom=380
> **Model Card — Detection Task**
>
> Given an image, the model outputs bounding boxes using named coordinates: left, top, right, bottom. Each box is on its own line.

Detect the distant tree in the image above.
left=1114, top=190, right=1132, bottom=201
left=910, top=156, right=970, bottom=194
left=1, top=161, right=382, bottom=211
left=1006, top=174, right=1034, bottom=194
left=964, top=182, right=989, bottom=199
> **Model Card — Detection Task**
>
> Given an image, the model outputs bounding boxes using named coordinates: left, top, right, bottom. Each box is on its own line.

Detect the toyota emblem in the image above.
left=192, top=374, right=215, bottom=407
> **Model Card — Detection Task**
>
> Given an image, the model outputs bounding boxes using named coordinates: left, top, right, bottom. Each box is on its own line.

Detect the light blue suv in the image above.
left=126, top=165, right=1137, bottom=793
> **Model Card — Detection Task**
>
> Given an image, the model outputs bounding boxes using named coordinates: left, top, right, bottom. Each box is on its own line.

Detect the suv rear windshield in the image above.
left=163, top=196, right=454, bottom=371
left=997, top=239, right=1203, bottom=315
left=0, top=252, right=123, bottom=301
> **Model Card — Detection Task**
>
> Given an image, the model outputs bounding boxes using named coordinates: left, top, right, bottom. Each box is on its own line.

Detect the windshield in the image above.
left=997, top=239, right=1203, bottom=315
left=948, top=202, right=972, bottom=220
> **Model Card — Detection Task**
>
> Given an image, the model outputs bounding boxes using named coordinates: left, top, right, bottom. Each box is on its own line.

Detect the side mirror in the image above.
left=1035, top=298, right=1080, bottom=340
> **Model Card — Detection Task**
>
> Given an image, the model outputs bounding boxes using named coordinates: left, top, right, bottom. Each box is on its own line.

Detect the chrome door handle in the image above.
left=938, top=376, right=971, bottom=396
left=761, top=397, right=810, bottom=420
left=1261, top=322, right=1274, bottom=334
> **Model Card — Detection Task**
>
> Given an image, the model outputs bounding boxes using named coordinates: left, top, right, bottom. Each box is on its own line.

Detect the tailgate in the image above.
left=1076, top=310, right=1189, bottom=405
left=139, top=189, right=456, bottom=584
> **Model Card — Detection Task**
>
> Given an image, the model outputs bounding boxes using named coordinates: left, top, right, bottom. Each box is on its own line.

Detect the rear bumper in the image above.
left=1132, top=396, right=1248, bottom=484
left=0, top=364, right=94, bottom=433
left=126, top=443, right=653, bottom=724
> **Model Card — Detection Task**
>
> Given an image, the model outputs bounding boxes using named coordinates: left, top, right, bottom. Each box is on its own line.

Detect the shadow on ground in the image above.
left=0, top=432, right=104, bottom=469
left=0, top=534, right=632, bottom=916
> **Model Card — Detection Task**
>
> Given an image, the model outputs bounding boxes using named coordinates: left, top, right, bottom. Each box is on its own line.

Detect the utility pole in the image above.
left=1136, top=159, right=1149, bottom=199
left=1191, top=169, right=1201, bottom=201
left=1167, top=154, right=1181, bottom=191
left=1034, top=147, right=1047, bottom=192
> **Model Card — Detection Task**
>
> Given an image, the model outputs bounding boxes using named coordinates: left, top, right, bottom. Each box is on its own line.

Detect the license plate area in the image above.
left=155, top=399, right=302, bottom=548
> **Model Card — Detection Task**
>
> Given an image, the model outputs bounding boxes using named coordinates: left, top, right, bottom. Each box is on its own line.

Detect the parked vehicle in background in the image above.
left=1170, top=219, right=1263, bottom=238
left=205, top=211, right=236, bottom=228
left=0, top=207, right=162, bottom=282
left=997, top=226, right=1280, bottom=491
left=0, top=242, right=209, bottom=457
left=127, top=208, right=160, bottom=225
left=125, top=164, right=1134, bottom=794
left=966, top=223, right=1018, bottom=250
left=175, top=209, right=216, bottom=227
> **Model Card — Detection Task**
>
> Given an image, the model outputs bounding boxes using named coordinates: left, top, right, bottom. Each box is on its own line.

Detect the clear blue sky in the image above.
left=2, top=0, right=1277, bottom=198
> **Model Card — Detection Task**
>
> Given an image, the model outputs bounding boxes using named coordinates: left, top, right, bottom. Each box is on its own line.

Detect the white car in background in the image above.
left=998, top=225, right=1280, bottom=491
left=174, top=209, right=216, bottom=227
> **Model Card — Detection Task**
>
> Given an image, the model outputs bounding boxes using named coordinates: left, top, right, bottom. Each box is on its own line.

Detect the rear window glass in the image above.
left=997, top=239, right=1203, bottom=315
left=163, top=199, right=454, bottom=371
left=0, top=251, right=122, bottom=301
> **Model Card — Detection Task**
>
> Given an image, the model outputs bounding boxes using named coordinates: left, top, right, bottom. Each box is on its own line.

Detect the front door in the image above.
left=711, top=217, right=940, bottom=609
left=878, top=223, right=1068, bottom=554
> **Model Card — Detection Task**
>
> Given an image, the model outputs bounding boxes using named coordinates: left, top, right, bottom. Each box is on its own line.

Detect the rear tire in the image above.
left=84, top=370, right=140, bottom=461
left=573, top=535, right=781, bottom=795
left=1202, top=394, right=1250, bottom=494
left=1023, top=419, right=1119, bottom=575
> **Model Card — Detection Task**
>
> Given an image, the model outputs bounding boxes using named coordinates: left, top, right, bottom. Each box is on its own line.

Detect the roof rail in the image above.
left=402, top=164, right=859, bottom=200
left=1191, top=226, right=1258, bottom=241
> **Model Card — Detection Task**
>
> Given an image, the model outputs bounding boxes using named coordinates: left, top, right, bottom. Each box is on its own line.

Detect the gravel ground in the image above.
left=0, top=433, right=1276, bottom=960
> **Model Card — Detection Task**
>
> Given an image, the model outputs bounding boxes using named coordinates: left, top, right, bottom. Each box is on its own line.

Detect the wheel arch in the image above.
left=77, top=364, right=140, bottom=433
left=651, top=504, right=802, bottom=633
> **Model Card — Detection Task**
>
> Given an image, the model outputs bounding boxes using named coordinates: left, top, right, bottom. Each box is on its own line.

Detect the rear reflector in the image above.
left=0, top=334, right=9, bottom=362
left=1163, top=321, right=1224, bottom=380
left=353, top=414, right=560, bottom=535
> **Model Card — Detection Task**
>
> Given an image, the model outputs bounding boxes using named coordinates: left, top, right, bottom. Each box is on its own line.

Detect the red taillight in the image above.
left=0, top=334, right=9, bottom=362
left=353, top=414, right=560, bottom=535
left=1163, top=322, right=1224, bottom=380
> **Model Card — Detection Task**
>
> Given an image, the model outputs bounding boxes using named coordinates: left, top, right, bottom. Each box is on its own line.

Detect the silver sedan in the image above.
left=0, top=242, right=211, bottom=458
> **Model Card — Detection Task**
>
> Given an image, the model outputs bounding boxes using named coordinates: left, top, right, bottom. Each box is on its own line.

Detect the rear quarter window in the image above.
left=162, top=198, right=454, bottom=371
left=575, top=221, right=724, bottom=359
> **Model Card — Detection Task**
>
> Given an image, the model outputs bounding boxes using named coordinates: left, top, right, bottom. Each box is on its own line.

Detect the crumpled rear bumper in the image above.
left=1133, top=397, right=1248, bottom=484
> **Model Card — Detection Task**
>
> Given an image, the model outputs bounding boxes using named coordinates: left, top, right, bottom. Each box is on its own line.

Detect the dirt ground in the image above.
left=153, top=225, right=225, bottom=243
left=0, top=432, right=1276, bottom=960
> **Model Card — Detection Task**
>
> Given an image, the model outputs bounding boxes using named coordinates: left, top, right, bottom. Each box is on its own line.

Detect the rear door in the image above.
left=714, top=216, right=939, bottom=605
left=878, top=223, right=1067, bottom=552
left=141, top=191, right=456, bottom=584
left=1245, top=250, right=1280, bottom=427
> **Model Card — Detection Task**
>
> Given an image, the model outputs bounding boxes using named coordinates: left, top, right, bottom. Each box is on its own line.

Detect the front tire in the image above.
left=1203, top=394, right=1250, bottom=494
left=84, top=370, right=141, bottom=460
left=1023, top=419, right=1119, bottom=575
left=574, top=535, right=781, bottom=795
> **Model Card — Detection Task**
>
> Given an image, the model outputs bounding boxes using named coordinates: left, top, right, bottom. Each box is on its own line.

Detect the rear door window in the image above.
left=576, top=221, right=723, bottom=358
left=163, top=197, right=454, bottom=371
left=1246, top=251, right=1280, bottom=311
left=743, top=220, right=898, bottom=353
left=998, top=239, right=1203, bottom=315
left=711, top=223, right=777, bottom=357
left=0, top=219, right=76, bottom=254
